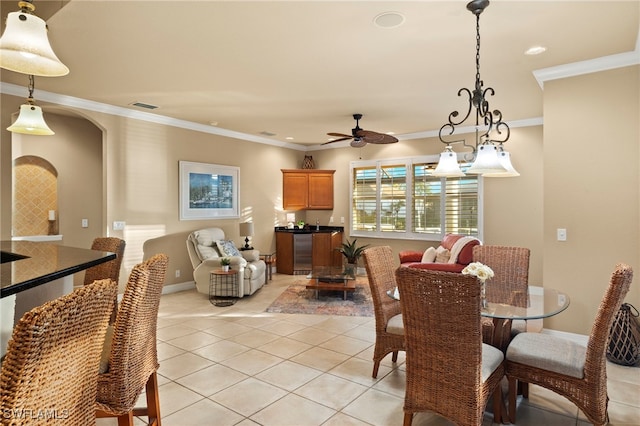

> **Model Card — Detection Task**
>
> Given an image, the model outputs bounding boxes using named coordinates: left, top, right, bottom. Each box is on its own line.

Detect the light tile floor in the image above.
left=97, top=273, right=640, bottom=426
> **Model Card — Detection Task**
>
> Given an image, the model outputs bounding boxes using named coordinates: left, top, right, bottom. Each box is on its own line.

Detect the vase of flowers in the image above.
left=462, top=262, right=494, bottom=308
left=220, top=257, right=231, bottom=272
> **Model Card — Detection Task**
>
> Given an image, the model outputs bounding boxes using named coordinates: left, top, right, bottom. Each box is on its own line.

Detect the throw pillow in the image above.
left=421, top=246, right=437, bottom=263
left=216, top=240, right=242, bottom=257
left=435, top=246, right=451, bottom=263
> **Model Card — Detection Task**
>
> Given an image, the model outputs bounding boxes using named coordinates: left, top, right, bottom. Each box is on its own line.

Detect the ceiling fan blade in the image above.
left=359, top=130, right=399, bottom=144
left=350, top=138, right=367, bottom=148
left=327, top=132, right=352, bottom=138
left=322, top=136, right=353, bottom=145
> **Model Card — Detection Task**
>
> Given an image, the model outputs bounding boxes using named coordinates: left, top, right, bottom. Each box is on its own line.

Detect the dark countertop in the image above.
left=274, top=226, right=344, bottom=234
left=1, top=240, right=116, bottom=298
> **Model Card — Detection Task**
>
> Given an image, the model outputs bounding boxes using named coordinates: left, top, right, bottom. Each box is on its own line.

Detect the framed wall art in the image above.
left=179, top=161, right=240, bottom=220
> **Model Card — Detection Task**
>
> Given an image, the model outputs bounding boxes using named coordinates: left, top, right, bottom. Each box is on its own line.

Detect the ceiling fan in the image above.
left=324, top=113, right=398, bottom=147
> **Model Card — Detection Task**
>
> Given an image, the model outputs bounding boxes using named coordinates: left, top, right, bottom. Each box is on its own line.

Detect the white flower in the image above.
left=462, top=262, right=494, bottom=283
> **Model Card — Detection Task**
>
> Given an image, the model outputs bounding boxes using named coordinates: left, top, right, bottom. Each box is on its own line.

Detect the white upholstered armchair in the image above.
left=186, top=228, right=266, bottom=297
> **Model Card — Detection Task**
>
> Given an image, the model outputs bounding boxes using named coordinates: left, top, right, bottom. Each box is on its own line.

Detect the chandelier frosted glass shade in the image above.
left=7, top=103, right=54, bottom=135
left=466, top=144, right=506, bottom=175
left=483, top=150, right=520, bottom=177
left=0, top=11, right=69, bottom=76
left=432, top=149, right=465, bottom=177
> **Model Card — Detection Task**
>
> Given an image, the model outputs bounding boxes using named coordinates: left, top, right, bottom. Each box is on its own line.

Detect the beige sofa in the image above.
left=186, top=228, right=266, bottom=297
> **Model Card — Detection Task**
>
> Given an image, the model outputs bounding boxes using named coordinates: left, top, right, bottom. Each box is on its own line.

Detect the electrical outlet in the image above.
left=329, top=216, right=334, bottom=223
left=340, top=216, right=345, bottom=224
left=175, top=269, right=181, bottom=278
left=557, top=228, right=567, bottom=241
left=113, top=221, right=126, bottom=231
left=81, top=218, right=89, bottom=228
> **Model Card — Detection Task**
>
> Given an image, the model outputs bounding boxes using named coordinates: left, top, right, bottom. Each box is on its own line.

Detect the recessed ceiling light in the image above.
left=525, top=46, right=547, bottom=55
left=374, top=11, right=405, bottom=29
left=286, top=137, right=294, bottom=140
left=209, top=121, right=218, bottom=126
left=386, top=131, right=395, bottom=135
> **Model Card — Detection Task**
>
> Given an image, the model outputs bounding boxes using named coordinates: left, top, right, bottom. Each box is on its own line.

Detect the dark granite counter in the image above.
left=0, top=240, right=116, bottom=298
left=274, top=226, right=344, bottom=234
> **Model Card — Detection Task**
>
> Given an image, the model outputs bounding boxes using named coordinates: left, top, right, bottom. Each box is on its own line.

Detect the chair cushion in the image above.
left=481, top=343, right=504, bottom=382
left=506, top=333, right=586, bottom=378
left=421, top=246, right=437, bottom=263
left=99, top=325, right=114, bottom=374
left=191, top=229, right=222, bottom=260
left=216, top=240, right=242, bottom=257
left=387, top=314, right=404, bottom=335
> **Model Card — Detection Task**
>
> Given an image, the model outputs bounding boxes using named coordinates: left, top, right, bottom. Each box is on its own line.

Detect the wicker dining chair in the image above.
left=84, top=237, right=126, bottom=324
left=396, top=267, right=505, bottom=426
left=362, top=246, right=405, bottom=378
left=0, top=279, right=117, bottom=425
left=505, top=263, right=633, bottom=425
left=84, top=237, right=126, bottom=285
left=96, top=253, right=169, bottom=426
left=472, top=245, right=530, bottom=344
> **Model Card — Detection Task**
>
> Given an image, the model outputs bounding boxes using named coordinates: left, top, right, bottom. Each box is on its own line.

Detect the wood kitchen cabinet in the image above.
left=282, top=169, right=335, bottom=210
left=312, top=231, right=343, bottom=268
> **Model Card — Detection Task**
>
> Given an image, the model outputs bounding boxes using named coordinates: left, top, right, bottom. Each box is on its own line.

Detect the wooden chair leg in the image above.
left=392, top=350, right=399, bottom=362
left=507, top=376, right=518, bottom=424
left=403, top=412, right=413, bottom=426
left=117, top=411, right=134, bottom=426
left=131, top=372, right=161, bottom=425
left=492, top=387, right=503, bottom=424
left=372, top=361, right=380, bottom=378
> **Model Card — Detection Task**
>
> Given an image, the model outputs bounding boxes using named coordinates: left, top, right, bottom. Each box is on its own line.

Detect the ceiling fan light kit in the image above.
left=435, top=0, right=519, bottom=178
left=325, top=113, right=398, bottom=147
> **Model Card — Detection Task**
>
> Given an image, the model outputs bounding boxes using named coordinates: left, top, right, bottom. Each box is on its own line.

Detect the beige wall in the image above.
left=543, top=66, right=640, bottom=334
left=1, top=64, right=638, bottom=335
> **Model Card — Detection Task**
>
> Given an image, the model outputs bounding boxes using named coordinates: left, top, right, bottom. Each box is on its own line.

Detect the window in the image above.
left=350, top=156, right=482, bottom=241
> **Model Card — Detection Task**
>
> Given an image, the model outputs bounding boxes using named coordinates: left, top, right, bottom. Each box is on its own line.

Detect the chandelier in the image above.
left=7, top=74, right=54, bottom=135
left=433, top=0, right=518, bottom=178
left=0, top=0, right=69, bottom=76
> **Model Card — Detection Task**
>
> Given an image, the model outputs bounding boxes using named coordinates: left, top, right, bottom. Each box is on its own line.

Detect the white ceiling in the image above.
left=1, top=0, right=639, bottom=149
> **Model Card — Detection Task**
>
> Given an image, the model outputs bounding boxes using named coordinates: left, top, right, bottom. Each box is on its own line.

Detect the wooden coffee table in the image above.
left=306, top=266, right=356, bottom=300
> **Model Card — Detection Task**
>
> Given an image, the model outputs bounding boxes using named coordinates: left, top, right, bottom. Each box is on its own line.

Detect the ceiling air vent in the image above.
left=129, top=102, right=158, bottom=110
left=259, top=131, right=276, bottom=137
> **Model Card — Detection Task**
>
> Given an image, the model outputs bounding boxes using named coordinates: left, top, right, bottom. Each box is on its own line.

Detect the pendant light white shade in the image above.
left=483, top=150, right=520, bottom=177
left=466, top=144, right=506, bottom=175
left=0, top=11, right=69, bottom=76
left=432, top=149, right=465, bottom=177
left=7, top=103, right=54, bottom=135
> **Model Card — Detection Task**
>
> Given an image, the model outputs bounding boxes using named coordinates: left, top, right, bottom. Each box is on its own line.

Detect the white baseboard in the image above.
left=162, top=281, right=195, bottom=294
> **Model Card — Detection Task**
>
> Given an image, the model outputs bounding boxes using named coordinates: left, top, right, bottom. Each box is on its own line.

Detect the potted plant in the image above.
left=337, top=239, right=369, bottom=275
left=220, top=257, right=231, bottom=272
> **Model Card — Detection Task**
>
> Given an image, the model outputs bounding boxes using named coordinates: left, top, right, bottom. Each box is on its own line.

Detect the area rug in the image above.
left=266, top=278, right=373, bottom=317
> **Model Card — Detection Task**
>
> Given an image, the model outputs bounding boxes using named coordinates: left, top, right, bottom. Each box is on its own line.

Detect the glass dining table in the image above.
left=387, top=285, right=571, bottom=351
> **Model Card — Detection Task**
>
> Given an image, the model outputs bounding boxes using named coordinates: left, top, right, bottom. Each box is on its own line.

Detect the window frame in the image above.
left=349, top=155, right=483, bottom=242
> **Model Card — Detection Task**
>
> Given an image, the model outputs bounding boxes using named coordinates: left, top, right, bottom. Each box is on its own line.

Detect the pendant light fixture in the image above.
left=435, top=0, right=518, bottom=178
left=0, top=0, right=69, bottom=76
left=7, top=74, right=54, bottom=135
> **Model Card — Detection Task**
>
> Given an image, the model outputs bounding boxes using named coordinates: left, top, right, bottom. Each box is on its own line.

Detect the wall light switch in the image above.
left=329, top=216, right=334, bottom=223
left=81, top=219, right=89, bottom=228
left=557, top=228, right=567, bottom=241
left=113, top=221, right=126, bottom=231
